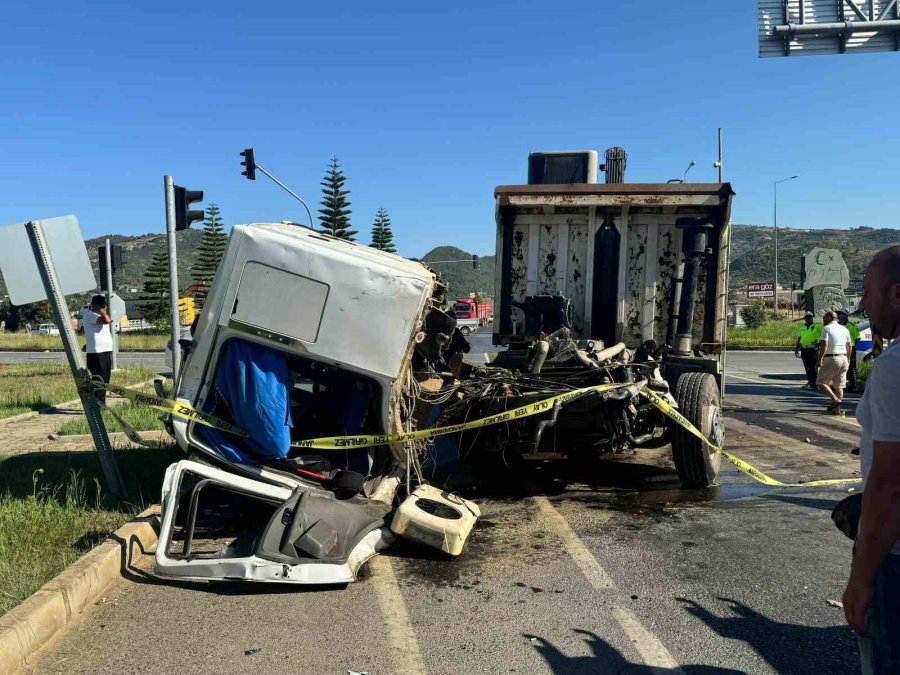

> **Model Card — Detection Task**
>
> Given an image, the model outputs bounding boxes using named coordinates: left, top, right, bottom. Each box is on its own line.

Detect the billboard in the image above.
left=747, top=282, right=775, bottom=298
left=759, top=0, right=900, bottom=58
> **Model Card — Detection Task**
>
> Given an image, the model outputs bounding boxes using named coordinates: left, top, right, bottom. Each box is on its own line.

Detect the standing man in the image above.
left=795, top=310, right=822, bottom=389
left=817, top=310, right=852, bottom=414
left=838, top=308, right=862, bottom=392
left=843, top=245, right=900, bottom=671
left=82, top=294, right=113, bottom=404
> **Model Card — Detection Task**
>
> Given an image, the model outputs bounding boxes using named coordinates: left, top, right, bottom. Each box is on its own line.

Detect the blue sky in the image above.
left=2, top=1, right=898, bottom=257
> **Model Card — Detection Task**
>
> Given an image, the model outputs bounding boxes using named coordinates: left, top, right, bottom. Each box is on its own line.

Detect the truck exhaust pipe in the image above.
left=673, top=217, right=714, bottom=356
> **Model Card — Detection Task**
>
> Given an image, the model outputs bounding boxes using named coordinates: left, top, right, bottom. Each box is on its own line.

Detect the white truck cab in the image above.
left=156, top=223, right=444, bottom=584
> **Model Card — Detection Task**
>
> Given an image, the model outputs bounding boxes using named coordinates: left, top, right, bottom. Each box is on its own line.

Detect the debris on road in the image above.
left=243, top=648, right=262, bottom=656
left=826, top=599, right=844, bottom=609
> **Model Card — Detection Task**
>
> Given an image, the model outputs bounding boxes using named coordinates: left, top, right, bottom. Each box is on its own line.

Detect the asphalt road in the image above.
left=30, top=334, right=865, bottom=674
left=0, top=350, right=166, bottom=371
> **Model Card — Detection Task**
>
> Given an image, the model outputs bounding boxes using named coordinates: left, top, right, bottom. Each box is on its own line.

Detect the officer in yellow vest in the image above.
left=837, top=308, right=861, bottom=391
left=795, top=310, right=823, bottom=389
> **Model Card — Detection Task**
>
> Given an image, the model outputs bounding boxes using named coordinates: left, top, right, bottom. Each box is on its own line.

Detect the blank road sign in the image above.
left=758, top=0, right=900, bottom=57
left=0, top=216, right=97, bottom=305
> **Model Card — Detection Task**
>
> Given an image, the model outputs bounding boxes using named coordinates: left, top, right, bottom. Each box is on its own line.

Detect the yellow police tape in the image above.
left=81, top=378, right=861, bottom=488
left=640, top=388, right=861, bottom=488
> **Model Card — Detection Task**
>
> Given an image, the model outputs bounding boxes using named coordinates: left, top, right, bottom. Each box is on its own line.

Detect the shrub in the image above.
left=740, top=300, right=772, bottom=330
left=857, top=358, right=874, bottom=382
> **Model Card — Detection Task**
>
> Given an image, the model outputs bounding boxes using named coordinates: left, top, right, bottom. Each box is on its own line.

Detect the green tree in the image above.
left=318, top=156, right=355, bottom=240
left=192, top=203, right=228, bottom=309
left=142, top=248, right=169, bottom=321
left=369, top=207, right=396, bottom=253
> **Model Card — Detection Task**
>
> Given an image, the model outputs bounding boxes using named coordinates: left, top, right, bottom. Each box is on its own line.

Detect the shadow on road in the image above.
left=526, top=629, right=745, bottom=674
left=678, top=597, right=857, bottom=674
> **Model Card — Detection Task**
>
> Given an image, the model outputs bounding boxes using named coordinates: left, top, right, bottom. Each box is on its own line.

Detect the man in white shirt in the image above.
left=82, top=294, right=113, bottom=403
left=817, top=310, right=852, bottom=415
left=843, top=245, right=900, bottom=672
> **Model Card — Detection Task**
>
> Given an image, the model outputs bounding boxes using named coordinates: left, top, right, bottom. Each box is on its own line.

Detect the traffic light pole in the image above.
left=164, top=176, right=182, bottom=383
left=254, top=164, right=315, bottom=230
left=25, top=221, right=125, bottom=499
left=104, top=238, right=118, bottom=370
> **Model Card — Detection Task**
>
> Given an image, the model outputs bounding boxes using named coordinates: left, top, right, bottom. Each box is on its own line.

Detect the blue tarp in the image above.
left=198, top=340, right=293, bottom=465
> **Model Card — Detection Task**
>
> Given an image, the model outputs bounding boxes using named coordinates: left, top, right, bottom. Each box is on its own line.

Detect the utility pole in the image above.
left=26, top=221, right=124, bottom=499
left=164, top=176, right=181, bottom=383
left=104, top=238, right=118, bottom=370
left=774, top=175, right=799, bottom=314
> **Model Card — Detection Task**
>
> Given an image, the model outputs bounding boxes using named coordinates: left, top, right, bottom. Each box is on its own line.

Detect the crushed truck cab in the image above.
left=157, top=224, right=478, bottom=584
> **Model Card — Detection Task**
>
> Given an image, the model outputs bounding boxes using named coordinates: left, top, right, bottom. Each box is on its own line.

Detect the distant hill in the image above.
left=728, top=224, right=900, bottom=293
left=421, top=246, right=495, bottom=300
left=3, top=224, right=899, bottom=315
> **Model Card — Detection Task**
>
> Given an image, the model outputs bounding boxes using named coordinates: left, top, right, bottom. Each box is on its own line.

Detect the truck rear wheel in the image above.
left=459, top=325, right=471, bottom=336
left=672, top=372, right=723, bottom=488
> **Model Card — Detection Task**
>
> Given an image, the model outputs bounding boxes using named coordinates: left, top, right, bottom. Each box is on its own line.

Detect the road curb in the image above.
left=0, top=506, right=160, bottom=674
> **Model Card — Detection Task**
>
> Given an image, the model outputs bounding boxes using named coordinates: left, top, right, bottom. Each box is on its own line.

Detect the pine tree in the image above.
left=142, top=248, right=170, bottom=322
left=369, top=207, right=397, bottom=254
left=192, top=203, right=228, bottom=309
left=318, top=156, right=356, bottom=240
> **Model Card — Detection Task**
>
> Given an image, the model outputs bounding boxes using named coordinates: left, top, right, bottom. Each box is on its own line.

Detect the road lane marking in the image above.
left=532, top=496, right=684, bottom=674
left=369, top=555, right=428, bottom=675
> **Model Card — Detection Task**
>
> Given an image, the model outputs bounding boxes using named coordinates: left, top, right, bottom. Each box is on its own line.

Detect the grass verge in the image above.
left=0, top=444, right=181, bottom=616
left=0, top=332, right=168, bottom=351
left=727, top=320, right=798, bottom=348
left=56, top=400, right=165, bottom=436
left=0, top=364, right=157, bottom=419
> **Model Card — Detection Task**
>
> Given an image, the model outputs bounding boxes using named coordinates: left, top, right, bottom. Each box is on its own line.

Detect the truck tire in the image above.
left=460, top=325, right=471, bottom=336
left=672, top=372, right=723, bottom=488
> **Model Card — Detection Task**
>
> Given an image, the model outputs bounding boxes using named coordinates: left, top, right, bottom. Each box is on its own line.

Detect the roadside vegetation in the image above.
left=0, top=444, right=180, bottom=616
left=857, top=358, right=874, bottom=382
left=727, top=319, right=797, bottom=348
left=0, top=364, right=157, bottom=419
left=56, top=400, right=165, bottom=436
left=0, top=332, right=168, bottom=351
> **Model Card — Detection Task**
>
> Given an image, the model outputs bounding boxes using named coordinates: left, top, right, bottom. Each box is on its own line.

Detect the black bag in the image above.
left=831, top=492, right=862, bottom=540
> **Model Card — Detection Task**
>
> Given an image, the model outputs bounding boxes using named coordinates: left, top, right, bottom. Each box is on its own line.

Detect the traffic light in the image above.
left=174, top=186, right=204, bottom=231
left=240, top=148, right=256, bottom=180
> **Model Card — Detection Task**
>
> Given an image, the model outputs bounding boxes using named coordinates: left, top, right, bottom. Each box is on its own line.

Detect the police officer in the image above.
left=837, top=308, right=861, bottom=392
left=795, top=310, right=822, bottom=390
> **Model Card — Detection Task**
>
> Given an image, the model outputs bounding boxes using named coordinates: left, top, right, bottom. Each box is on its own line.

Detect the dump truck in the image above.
left=446, top=148, right=734, bottom=488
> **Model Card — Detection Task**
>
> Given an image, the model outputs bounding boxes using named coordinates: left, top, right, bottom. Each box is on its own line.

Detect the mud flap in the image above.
left=155, top=460, right=392, bottom=585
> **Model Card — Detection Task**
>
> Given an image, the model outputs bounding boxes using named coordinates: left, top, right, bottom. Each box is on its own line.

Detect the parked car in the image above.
left=855, top=320, right=892, bottom=365
left=36, top=323, right=60, bottom=336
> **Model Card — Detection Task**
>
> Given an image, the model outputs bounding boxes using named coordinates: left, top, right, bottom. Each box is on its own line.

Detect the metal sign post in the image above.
left=164, top=176, right=182, bottom=383
left=104, top=238, right=118, bottom=370
left=25, top=221, right=125, bottom=499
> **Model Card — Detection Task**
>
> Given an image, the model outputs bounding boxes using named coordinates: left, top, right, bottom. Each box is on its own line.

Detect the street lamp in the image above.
left=773, top=175, right=799, bottom=312
left=683, top=161, right=696, bottom=183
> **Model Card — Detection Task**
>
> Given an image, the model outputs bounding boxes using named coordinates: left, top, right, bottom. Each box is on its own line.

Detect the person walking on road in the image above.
left=838, top=308, right=862, bottom=392
left=817, top=310, right=852, bottom=414
left=843, top=245, right=900, bottom=672
left=795, top=310, right=822, bottom=390
left=82, top=294, right=113, bottom=404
